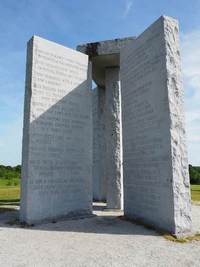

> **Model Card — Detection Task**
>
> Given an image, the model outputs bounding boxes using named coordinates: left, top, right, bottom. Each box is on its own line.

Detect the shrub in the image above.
left=189, top=165, right=200, bottom=185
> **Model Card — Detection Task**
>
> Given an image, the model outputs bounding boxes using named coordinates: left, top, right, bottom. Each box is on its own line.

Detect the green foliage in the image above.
left=0, top=164, right=21, bottom=180
left=189, top=165, right=200, bottom=185
left=0, top=164, right=21, bottom=205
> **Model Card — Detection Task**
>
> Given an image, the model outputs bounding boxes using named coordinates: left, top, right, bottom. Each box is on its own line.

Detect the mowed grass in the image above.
left=0, top=178, right=19, bottom=187
left=191, top=184, right=200, bottom=202
left=0, top=179, right=199, bottom=205
left=0, top=178, right=20, bottom=205
left=0, top=186, right=20, bottom=203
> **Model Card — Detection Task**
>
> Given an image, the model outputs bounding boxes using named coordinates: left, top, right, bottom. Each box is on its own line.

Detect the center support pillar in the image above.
left=105, top=67, right=123, bottom=209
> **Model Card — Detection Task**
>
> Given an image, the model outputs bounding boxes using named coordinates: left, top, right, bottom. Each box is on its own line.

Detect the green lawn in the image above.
left=0, top=178, right=20, bottom=205
left=191, top=184, right=200, bottom=202
left=0, top=177, right=19, bottom=187
left=0, top=186, right=20, bottom=204
left=0, top=180, right=199, bottom=205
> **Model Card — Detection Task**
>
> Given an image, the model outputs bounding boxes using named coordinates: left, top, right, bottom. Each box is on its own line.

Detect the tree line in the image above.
left=189, top=165, right=200, bottom=184
left=0, top=165, right=21, bottom=180
left=0, top=164, right=200, bottom=184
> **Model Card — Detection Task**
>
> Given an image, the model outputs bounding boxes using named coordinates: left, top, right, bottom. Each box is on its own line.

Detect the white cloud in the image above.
left=181, top=30, right=200, bottom=165
left=123, top=1, right=133, bottom=18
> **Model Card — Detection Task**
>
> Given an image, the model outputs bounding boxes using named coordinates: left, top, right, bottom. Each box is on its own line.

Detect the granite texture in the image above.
left=77, top=37, right=136, bottom=57
left=163, top=16, right=192, bottom=234
left=20, top=36, right=93, bottom=224
left=105, top=67, right=123, bottom=209
left=92, top=86, right=106, bottom=201
left=120, top=16, right=191, bottom=235
left=21, top=16, right=191, bottom=235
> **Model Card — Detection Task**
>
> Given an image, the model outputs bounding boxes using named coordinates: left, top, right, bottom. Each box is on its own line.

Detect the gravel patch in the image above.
left=0, top=204, right=199, bottom=267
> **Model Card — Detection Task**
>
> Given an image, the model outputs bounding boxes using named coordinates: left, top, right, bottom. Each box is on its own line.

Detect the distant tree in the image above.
left=189, top=164, right=200, bottom=184
left=0, top=164, right=21, bottom=180
left=14, top=165, right=21, bottom=173
left=0, top=163, right=200, bottom=184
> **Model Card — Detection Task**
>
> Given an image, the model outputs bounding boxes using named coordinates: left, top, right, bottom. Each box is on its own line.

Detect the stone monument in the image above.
left=20, top=16, right=192, bottom=236
left=20, top=37, right=93, bottom=223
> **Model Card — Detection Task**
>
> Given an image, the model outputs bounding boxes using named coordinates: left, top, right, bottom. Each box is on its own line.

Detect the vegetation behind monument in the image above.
left=189, top=165, right=200, bottom=184
left=0, top=165, right=21, bottom=186
left=1, top=164, right=199, bottom=185
left=0, top=164, right=199, bottom=204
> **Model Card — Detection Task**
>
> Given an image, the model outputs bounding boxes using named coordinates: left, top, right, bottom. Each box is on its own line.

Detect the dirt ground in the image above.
left=0, top=203, right=199, bottom=267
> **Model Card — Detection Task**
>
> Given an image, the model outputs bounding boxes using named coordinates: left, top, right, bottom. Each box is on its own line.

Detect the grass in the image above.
left=0, top=178, right=199, bottom=242
left=0, top=178, right=199, bottom=207
left=0, top=186, right=20, bottom=201
left=0, top=178, right=19, bottom=187
left=0, top=180, right=199, bottom=204
left=164, top=232, right=200, bottom=243
left=0, top=177, right=20, bottom=206
left=121, top=215, right=200, bottom=243
left=191, top=184, right=200, bottom=202
left=0, top=184, right=20, bottom=213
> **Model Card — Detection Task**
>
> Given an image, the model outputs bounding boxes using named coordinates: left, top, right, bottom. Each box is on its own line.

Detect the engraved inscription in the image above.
left=21, top=36, right=92, bottom=222
left=121, top=17, right=175, bottom=228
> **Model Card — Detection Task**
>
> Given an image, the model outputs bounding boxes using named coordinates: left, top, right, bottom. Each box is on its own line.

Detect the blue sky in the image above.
left=0, top=0, right=200, bottom=166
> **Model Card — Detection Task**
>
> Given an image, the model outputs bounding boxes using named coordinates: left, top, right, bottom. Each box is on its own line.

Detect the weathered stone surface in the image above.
left=77, top=37, right=136, bottom=57
left=92, top=86, right=106, bottom=201
left=92, top=69, right=123, bottom=208
left=105, top=67, right=123, bottom=209
left=78, top=38, right=133, bottom=208
left=21, top=16, right=191, bottom=235
left=120, top=16, right=191, bottom=235
left=77, top=37, right=136, bottom=87
left=20, top=36, right=92, bottom=223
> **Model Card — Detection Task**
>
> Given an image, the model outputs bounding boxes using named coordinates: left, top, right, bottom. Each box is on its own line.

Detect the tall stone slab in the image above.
left=105, top=67, right=123, bottom=209
left=92, top=86, right=106, bottom=201
left=77, top=38, right=135, bottom=208
left=120, top=16, right=191, bottom=235
left=20, top=36, right=92, bottom=223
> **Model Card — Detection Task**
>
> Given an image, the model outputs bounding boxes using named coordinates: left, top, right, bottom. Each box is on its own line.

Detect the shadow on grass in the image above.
left=0, top=199, right=19, bottom=204
left=0, top=199, right=19, bottom=214
left=0, top=199, right=20, bottom=209
left=0, top=207, right=18, bottom=213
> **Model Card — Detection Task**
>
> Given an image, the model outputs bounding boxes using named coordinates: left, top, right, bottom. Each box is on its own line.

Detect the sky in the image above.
left=0, top=0, right=200, bottom=166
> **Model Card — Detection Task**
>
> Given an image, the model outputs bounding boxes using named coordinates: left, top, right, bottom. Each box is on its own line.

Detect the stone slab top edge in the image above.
left=27, top=35, right=87, bottom=58
left=77, top=36, right=136, bottom=57
left=76, top=15, right=178, bottom=58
